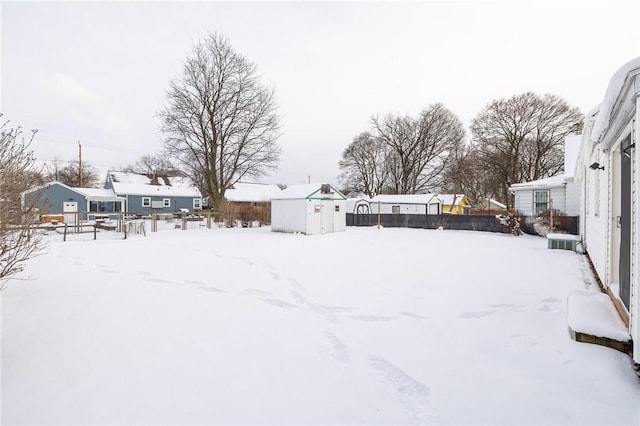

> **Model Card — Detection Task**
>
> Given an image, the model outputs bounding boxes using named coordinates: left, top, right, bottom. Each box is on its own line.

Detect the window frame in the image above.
left=163, top=198, right=171, bottom=208
left=142, top=197, right=151, bottom=208
left=533, top=189, right=550, bottom=213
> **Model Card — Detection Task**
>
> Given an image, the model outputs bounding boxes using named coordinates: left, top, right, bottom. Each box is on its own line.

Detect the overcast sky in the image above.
left=2, top=0, right=639, bottom=186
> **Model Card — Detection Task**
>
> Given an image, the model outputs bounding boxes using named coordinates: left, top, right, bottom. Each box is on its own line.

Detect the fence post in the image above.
left=93, top=223, right=97, bottom=240
left=182, top=212, right=187, bottom=230
left=207, top=212, right=212, bottom=229
left=63, top=223, right=67, bottom=242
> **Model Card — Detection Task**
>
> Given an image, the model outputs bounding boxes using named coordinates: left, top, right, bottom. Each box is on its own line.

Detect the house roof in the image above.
left=107, top=171, right=201, bottom=197
left=271, top=183, right=346, bottom=200
left=369, top=194, right=438, bottom=204
left=591, top=56, right=640, bottom=143
left=21, top=181, right=124, bottom=202
left=436, top=194, right=469, bottom=206
left=225, top=182, right=282, bottom=203
left=509, top=174, right=568, bottom=191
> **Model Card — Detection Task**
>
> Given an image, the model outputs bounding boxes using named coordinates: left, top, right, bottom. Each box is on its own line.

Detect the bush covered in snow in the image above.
left=494, top=212, right=522, bottom=235
left=533, top=209, right=572, bottom=237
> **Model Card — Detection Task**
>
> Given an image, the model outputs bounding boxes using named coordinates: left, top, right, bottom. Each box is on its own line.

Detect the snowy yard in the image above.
left=2, top=226, right=639, bottom=425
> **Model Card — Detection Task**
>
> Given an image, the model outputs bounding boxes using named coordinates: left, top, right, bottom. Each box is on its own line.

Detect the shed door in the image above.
left=321, top=200, right=334, bottom=234
left=63, top=201, right=78, bottom=225
left=619, top=136, right=632, bottom=310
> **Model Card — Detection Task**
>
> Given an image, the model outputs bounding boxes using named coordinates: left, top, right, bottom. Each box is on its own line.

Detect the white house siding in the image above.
left=513, top=185, right=574, bottom=216
left=578, top=61, right=640, bottom=364
left=271, top=199, right=307, bottom=233
left=370, top=203, right=426, bottom=215
left=564, top=181, right=580, bottom=216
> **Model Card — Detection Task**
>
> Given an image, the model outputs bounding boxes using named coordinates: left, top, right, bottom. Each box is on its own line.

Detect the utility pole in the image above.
left=78, top=141, right=83, bottom=187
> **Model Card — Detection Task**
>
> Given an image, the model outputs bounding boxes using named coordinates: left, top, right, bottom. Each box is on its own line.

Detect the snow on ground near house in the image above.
left=2, top=226, right=639, bottom=425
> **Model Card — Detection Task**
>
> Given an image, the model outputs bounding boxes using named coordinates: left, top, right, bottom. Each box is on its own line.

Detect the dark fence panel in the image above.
left=347, top=213, right=511, bottom=233
left=347, top=213, right=579, bottom=235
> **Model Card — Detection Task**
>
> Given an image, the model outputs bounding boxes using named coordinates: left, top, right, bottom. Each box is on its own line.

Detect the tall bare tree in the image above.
left=471, top=92, right=583, bottom=208
left=372, top=103, right=465, bottom=194
left=44, top=160, right=100, bottom=188
left=125, top=154, right=181, bottom=177
left=0, top=115, right=43, bottom=286
left=159, top=32, right=281, bottom=213
left=338, top=132, right=389, bottom=197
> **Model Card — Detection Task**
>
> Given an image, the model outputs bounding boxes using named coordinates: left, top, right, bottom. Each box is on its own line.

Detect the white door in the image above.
left=63, top=202, right=78, bottom=225
left=321, top=200, right=334, bottom=234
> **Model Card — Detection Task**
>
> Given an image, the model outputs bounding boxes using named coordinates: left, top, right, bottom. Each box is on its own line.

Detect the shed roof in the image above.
left=271, top=183, right=345, bottom=200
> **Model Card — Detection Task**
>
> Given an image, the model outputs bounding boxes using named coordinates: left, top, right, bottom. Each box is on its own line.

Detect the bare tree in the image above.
left=471, top=92, right=583, bottom=208
left=44, top=160, right=100, bottom=188
left=158, top=32, right=281, bottom=213
left=338, top=132, right=389, bottom=197
left=0, top=115, right=44, bottom=286
left=125, top=154, right=181, bottom=176
left=372, top=103, right=465, bottom=194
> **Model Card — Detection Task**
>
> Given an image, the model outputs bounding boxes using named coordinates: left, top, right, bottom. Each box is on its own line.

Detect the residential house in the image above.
left=271, top=183, right=346, bottom=234
left=223, top=182, right=282, bottom=225
left=437, top=194, right=471, bottom=215
left=575, top=57, right=640, bottom=365
left=22, top=181, right=125, bottom=223
left=105, top=171, right=202, bottom=215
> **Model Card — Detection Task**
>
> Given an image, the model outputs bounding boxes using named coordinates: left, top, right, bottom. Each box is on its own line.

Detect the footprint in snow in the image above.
left=369, top=355, right=437, bottom=425
left=348, top=314, right=394, bottom=322
left=324, top=332, right=350, bottom=364
left=260, top=298, right=297, bottom=308
left=399, top=312, right=429, bottom=320
left=243, top=288, right=273, bottom=297
left=458, top=310, right=497, bottom=319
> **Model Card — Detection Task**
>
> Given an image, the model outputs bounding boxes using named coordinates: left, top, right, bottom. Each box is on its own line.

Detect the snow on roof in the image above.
left=564, top=135, right=581, bottom=179
left=74, top=187, right=124, bottom=201
left=272, top=183, right=345, bottom=200
left=369, top=194, right=438, bottom=204
left=487, top=199, right=506, bottom=209
left=345, top=197, right=372, bottom=212
left=591, top=57, right=640, bottom=143
left=108, top=171, right=201, bottom=197
left=436, top=194, right=468, bottom=205
left=225, top=182, right=282, bottom=203
left=509, top=174, right=567, bottom=190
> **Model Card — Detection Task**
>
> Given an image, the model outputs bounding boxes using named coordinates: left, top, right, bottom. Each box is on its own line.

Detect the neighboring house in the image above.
left=223, top=182, right=282, bottom=224
left=509, top=135, right=581, bottom=217
left=368, top=194, right=441, bottom=215
left=575, top=57, right=640, bottom=365
left=271, top=183, right=346, bottom=234
left=471, top=198, right=507, bottom=214
left=105, top=171, right=202, bottom=215
left=436, top=194, right=471, bottom=215
left=21, top=181, right=125, bottom=223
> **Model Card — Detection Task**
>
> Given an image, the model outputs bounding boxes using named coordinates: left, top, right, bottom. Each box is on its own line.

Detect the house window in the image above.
left=335, top=205, right=340, bottom=212
left=163, top=198, right=171, bottom=208
left=142, top=197, right=151, bottom=208
left=314, top=205, right=321, bottom=213
left=193, top=198, right=202, bottom=210
left=392, top=205, right=400, bottom=214
left=533, top=190, right=549, bottom=213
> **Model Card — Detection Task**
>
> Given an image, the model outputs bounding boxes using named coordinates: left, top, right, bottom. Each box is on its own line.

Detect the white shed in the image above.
left=271, top=183, right=346, bottom=234
left=369, top=194, right=441, bottom=214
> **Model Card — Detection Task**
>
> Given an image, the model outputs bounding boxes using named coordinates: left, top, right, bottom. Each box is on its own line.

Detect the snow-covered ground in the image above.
left=2, top=226, right=639, bottom=425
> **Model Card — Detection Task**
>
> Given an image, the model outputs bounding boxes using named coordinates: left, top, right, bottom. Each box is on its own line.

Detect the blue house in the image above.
left=105, top=171, right=202, bottom=215
left=22, top=181, right=125, bottom=222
